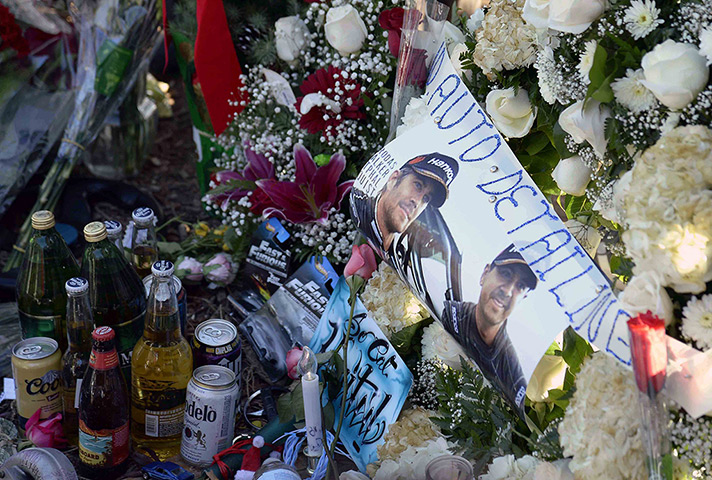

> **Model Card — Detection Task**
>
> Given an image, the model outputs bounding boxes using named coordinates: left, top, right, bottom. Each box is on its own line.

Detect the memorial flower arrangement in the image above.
left=202, top=0, right=399, bottom=264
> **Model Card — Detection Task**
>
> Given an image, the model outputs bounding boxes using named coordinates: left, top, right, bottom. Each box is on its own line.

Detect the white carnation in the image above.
left=559, top=353, right=647, bottom=480
left=681, top=294, right=712, bottom=351
left=396, top=95, right=430, bottom=138
left=577, top=40, right=597, bottom=84
left=611, top=68, right=657, bottom=113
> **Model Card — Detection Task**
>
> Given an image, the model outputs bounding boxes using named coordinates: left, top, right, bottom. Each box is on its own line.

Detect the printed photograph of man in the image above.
left=441, top=244, right=538, bottom=411
left=350, top=152, right=459, bottom=256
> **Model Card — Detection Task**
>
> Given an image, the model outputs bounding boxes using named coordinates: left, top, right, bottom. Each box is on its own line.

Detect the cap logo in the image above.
left=133, top=207, right=153, bottom=219
left=154, top=260, right=173, bottom=271
left=427, top=158, right=455, bottom=183
left=67, top=277, right=88, bottom=288
left=104, top=220, right=121, bottom=230
left=95, top=326, right=112, bottom=335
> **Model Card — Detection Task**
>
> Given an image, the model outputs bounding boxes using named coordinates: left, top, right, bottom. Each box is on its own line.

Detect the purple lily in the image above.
left=210, top=145, right=275, bottom=210
left=256, top=144, right=354, bottom=224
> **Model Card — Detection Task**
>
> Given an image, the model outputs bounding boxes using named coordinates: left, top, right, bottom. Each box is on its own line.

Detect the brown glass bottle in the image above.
left=78, top=326, right=130, bottom=479
left=16, top=210, right=80, bottom=351
left=61, top=277, right=93, bottom=445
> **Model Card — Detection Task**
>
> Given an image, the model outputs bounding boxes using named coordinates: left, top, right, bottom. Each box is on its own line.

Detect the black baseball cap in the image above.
left=406, top=152, right=459, bottom=208
left=492, top=244, right=538, bottom=290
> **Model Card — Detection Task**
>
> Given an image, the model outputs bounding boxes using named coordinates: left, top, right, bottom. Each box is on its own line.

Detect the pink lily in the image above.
left=256, top=144, right=354, bottom=225
left=210, top=145, right=275, bottom=210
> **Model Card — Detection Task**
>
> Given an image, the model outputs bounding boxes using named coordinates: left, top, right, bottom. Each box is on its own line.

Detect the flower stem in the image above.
left=327, top=289, right=358, bottom=479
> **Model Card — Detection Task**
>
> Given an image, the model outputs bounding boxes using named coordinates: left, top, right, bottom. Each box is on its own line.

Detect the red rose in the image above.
left=379, top=7, right=405, bottom=57
left=627, top=311, right=667, bottom=396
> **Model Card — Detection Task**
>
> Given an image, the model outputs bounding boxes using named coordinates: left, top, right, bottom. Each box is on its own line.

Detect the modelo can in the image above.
left=181, top=365, right=239, bottom=467
left=192, top=319, right=242, bottom=403
left=143, top=273, right=186, bottom=334
left=11, top=337, right=63, bottom=430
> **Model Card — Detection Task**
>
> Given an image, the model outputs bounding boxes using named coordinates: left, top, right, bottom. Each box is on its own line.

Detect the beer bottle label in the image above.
left=79, top=420, right=129, bottom=467
left=144, top=397, right=185, bottom=438
left=18, top=311, right=64, bottom=342
left=89, top=349, right=119, bottom=370
left=63, top=386, right=77, bottom=414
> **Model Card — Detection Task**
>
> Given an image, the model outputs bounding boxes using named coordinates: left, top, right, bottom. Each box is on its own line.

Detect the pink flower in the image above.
left=203, top=253, right=236, bottom=286
left=175, top=256, right=203, bottom=282
left=379, top=7, right=405, bottom=57
left=210, top=145, right=275, bottom=211
left=344, top=244, right=377, bottom=280
left=286, top=347, right=303, bottom=379
left=25, top=409, right=67, bottom=448
left=256, top=144, right=354, bottom=225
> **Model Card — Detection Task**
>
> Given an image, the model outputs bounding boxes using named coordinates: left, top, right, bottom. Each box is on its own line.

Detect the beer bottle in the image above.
left=131, top=260, right=192, bottom=460
left=81, top=221, right=146, bottom=382
left=16, top=210, right=80, bottom=351
left=78, top=326, right=130, bottom=478
left=104, top=220, right=125, bottom=257
left=61, top=277, right=93, bottom=445
left=130, top=207, right=158, bottom=279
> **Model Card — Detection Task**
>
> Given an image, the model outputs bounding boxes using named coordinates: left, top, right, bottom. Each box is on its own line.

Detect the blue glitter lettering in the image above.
left=427, top=75, right=461, bottom=116
left=460, top=134, right=502, bottom=162
left=605, top=308, right=632, bottom=365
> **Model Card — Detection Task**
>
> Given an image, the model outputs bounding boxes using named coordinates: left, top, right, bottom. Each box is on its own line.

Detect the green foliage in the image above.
left=433, top=360, right=532, bottom=469
left=390, top=318, right=433, bottom=357
left=585, top=44, right=614, bottom=104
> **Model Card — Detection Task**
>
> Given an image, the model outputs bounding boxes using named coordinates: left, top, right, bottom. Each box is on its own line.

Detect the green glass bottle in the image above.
left=16, top=210, right=80, bottom=351
left=62, top=277, right=93, bottom=445
left=81, top=221, right=147, bottom=382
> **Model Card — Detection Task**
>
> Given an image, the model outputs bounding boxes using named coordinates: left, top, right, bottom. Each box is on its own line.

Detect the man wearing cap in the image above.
left=350, top=152, right=459, bottom=255
left=441, top=244, right=538, bottom=411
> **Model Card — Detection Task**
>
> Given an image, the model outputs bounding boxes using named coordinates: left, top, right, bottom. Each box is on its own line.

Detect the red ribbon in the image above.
left=194, top=0, right=248, bottom=136
left=211, top=439, right=282, bottom=480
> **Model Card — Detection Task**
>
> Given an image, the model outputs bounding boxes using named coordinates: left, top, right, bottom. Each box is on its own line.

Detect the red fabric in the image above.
left=194, top=0, right=247, bottom=135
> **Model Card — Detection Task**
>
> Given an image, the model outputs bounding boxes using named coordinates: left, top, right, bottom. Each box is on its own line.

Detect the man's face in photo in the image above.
left=379, top=170, right=434, bottom=234
left=477, top=263, right=531, bottom=328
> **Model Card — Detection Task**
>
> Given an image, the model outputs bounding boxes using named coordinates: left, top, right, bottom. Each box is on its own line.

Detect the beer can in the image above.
left=143, top=274, right=187, bottom=334
left=181, top=365, right=239, bottom=467
left=11, top=338, right=63, bottom=429
left=192, top=319, right=242, bottom=399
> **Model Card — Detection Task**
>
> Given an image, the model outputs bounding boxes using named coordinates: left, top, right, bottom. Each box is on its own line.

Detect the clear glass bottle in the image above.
left=61, top=277, right=93, bottom=445
left=16, top=210, right=80, bottom=351
left=78, top=326, right=130, bottom=479
left=131, top=260, right=192, bottom=460
left=81, top=221, right=147, bottom=382
left=253, top=458, right=301, bottom=479
left=130, top=207, right=158, bottom=279
left=104, top=220, right=124, bottom=257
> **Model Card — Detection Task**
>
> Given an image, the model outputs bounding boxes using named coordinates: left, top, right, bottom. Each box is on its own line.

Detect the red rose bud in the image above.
left=627, top=311, right=667, bottom=395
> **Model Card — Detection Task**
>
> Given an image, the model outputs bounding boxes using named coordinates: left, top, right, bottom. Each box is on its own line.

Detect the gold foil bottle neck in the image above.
left=84, top=221, right=108, bottom=242
left=31, top=210, right=55, bottom=230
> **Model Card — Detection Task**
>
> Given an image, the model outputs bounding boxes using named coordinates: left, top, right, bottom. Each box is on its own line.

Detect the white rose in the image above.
left=558, top=99, right=611, bottom=157
left=262, top=68, right=297, bottom=107
left=421, top=322, right=468, bottom=370
left=548, top=0, right=605, bottom=34
left=640, top=40, right=709, bottom=110
left=522, top=0, right=550, bottom=30
left=485, top=88, right=537, bottom=138
left=274, top=16, right=310, bottom=62
left=564, top=218, right=602, bottom=257
left=700, top=27, right=712, bottom=66
left=551, top=156, right=592, bottom=196
left=324, top=5, right=368, bottom=56
left=450, top=43, right=472, bottom=81
left=527, top=354, right=566, bottom=402
left=481, top=455, right=516, bottom=480
left=619, top=271, right=674, bottom=325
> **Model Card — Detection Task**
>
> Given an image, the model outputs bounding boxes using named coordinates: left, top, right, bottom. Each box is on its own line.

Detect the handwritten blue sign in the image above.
left=309, top=277, right=412, bottom=472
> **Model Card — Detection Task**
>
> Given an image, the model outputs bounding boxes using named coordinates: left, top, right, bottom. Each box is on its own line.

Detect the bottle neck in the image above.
left=145, top=276, right=181, bottom=342
left=131, top=223, right=157, bottom=248
left=66, top=292, right=93, bottom=351
left=89, top=340, right=119, bottom=371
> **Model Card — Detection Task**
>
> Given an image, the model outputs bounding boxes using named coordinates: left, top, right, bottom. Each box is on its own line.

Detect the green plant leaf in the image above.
left=561, top=327, right=594, bottom=375
left=586, top=44, right=614, bottom=103
left=157, top=241, right=182, bottom=258
left=390, top=318, right=432, bottom=356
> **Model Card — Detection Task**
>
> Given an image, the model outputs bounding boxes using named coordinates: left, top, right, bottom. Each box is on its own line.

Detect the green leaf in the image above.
left=522, top=132, right=551, bottom=156
left=157, top=241, right=182, bottom=257
left=561, top=327, right=594, bottom=375
left=316, top=351, right=335, bottom=365
left=586, top=44, right=614, bottom=103
left=390, top=318, right=432, bottom=356
left=565, top=195, right=590, bottom=220
left=552, top=122, right=574, bottom=159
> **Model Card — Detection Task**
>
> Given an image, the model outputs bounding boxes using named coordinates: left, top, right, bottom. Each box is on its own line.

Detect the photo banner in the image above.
left=350, top=41, right=712, bottom=417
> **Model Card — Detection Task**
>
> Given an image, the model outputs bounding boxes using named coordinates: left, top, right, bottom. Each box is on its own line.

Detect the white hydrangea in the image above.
left=472, top=0, right=537, bottom=75
left=623, top=0, right=663, bottom=40
left=421, top=321, right=468, bottom=370
left=681, top=294, right=712, bottom=350
left=559, top=353, right=647, bottom=480
left=619, top=125, right=712, bottom=294
left=361, top=262, right=429, bottom=338
left=611, top=68, right=657, bottom=112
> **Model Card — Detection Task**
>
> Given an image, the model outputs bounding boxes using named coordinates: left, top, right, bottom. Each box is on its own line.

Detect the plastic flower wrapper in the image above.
left=628, top=312, right=673, bottom=480
left=5, top=0, right=162, bottom=271
left=387, top=0, right=450, bottom=141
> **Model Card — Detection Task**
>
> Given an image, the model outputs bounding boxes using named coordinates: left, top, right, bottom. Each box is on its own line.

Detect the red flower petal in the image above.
left=294, top=144, right=318, bottom=186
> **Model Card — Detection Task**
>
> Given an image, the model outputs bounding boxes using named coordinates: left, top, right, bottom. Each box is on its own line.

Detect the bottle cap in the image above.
left=151, top=260, right=174, bottom=277
left=132, top=207, right=155, bottom=226
left=104, top=220, right=123, bottom=236
left=31, top=210, right=55, bottom=230
left=84, top=222, right=108, bottom=242
left=66, top=277, right=89, bottom=295
left=92, top=326, right=115, bottom=342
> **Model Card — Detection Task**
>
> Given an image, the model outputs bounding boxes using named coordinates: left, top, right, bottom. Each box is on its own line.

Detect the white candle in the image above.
left=299, top=347, right=323, bottom=457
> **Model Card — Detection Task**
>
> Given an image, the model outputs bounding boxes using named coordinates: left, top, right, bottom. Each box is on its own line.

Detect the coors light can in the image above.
left=181, top=365, right=239, bottom=467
